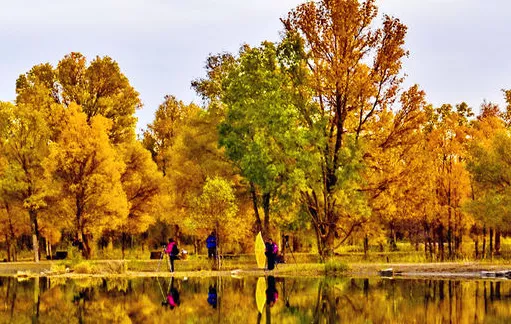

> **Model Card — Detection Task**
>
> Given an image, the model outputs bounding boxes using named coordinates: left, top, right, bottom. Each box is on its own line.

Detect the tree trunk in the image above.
left=424, top=235, right=427, bottom=256
left=474, top=238, right=479, bottom=259
left=489, top=228, right=493, bottom=259
left=5, top=234, right=11, bottom=262
left=389, top=224, right=397, bottom=251
left=47, top=240, right=52, bottom=260
left=495, top=230, right=501, bottom=256
left=6, top=204, right=16, bottom=262
left=250, top=182, right=262, bottom=233
left=216, top=222, right=220, bottom=270
left=81, top=231, right=92, bottom=259
left=363, top=234, right=369, bottom=257
left=29, top=210, right=40, bottom=262
left=262, top=192, right=271, bottom=236
left=314, top=222, right=322, bottom=261
left=121, top=232, right=126, bottom=260
left=447, top=211, right=452, bottom=259
left=319, top=223, right=337, bottom=259
left=438, top=225, right=445, bottom=262
left=482, top=226, right=487, bottom=259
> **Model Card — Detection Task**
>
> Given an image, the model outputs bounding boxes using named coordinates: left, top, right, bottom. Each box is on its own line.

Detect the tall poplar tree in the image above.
left=282, top=0, right=412, bottom=257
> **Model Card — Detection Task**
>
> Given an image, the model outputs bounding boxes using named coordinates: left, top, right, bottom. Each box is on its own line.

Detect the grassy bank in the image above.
left=2, top=256, right=511, bottom=280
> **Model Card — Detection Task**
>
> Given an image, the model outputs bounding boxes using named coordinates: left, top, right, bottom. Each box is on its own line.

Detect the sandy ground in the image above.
left=1, top=260, right=511, bottom=279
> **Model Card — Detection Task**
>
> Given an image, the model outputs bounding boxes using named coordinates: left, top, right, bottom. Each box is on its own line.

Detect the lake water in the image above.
left=1, top=275, right=510, bottom=323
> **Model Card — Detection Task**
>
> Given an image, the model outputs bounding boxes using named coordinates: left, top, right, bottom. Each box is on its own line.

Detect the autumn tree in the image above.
left=0, top=106, right=31, bottom=260
left=281, top=0, right=414, bottom=257
left=44, top=104, right=128, bottom=259
left=142, top=96, right=198, bottom=243
left=142, top=95, right=192, bottom=177
left=16, top=52, right=141, bottom=144
left=0, top=101, right=52, bottom=262
left=362, top=86, right=429, bottom=252
left=15, top=63, right=66, bottom=140
left=142, top=95, right=243, bottom=250
left=115, top=141, right=164, bottom=258
left=421, top=103, right=473, bottom=260
left=15, top=53, right=159, bottom=256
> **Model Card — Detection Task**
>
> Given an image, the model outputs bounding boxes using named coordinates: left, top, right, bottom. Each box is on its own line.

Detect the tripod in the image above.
left=156, top=248, right=166, bottom=272
left=283, top=235, right=297, bottom=264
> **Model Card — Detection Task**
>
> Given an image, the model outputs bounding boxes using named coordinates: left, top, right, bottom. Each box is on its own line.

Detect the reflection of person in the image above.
left=265, top=239, right=278, bottom=270
left=73, top=288, right=91, bottom=304
left=163, top=278, right=180, bottom=309
left=266, top=276, right=278, bottom=307
left=206, top=231, right=217, bottom=259
left=207, top=285, right=218, bottom=309
left=165, top=238, right=180, bottom=272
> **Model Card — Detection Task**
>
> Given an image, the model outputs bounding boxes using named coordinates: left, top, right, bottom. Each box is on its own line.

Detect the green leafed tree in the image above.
left=197, top=42, right=306, bottom=238
left=191, top=177, right=247, bottom=266
left=466, top=113, right=511, bottom=257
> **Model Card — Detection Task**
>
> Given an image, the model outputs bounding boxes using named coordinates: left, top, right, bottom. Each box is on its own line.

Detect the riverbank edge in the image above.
left=2, top=261, right=511, bottom=279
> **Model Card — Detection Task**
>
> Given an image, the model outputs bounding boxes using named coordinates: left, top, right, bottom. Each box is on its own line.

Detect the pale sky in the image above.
left=1, top=0, right=510, bottom=132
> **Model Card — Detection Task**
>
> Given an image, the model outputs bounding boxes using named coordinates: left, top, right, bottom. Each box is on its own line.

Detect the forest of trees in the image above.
left=1, top=0, right=511, bottom=262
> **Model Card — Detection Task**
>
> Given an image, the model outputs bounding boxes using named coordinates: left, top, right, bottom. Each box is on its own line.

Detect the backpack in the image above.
left=172, top=243, right=179, bottom=256
left=271, top=243, right=278, bottom=255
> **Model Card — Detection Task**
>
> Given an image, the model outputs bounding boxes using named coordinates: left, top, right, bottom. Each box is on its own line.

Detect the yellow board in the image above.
left=255, top=231, right=266, bottom=269
left=256, top=277, right=266, bottom=314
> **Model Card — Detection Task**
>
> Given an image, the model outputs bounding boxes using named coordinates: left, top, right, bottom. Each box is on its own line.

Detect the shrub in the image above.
left=324, top=259, right=349, bottom=273
left=99, top=260, right=127, bottom=274
left=73, top=261, right=95, bottom=274
left=50, top=264, right=67, bottom=273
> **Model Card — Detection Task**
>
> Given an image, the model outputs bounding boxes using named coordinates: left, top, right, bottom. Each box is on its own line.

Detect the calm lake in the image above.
left=1, top=275, right=510, bottom=323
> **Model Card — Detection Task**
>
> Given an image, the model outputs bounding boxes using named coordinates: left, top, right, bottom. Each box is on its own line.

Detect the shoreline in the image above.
left=2, top=261, right=511, bottom=280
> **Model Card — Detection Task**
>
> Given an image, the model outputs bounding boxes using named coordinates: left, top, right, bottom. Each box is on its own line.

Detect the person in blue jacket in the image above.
left=206, top=231, right=217, bottom=259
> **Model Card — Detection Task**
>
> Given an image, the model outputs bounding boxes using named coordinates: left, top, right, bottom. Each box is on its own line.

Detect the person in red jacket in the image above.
left=165, top=238, right=179, bottom=272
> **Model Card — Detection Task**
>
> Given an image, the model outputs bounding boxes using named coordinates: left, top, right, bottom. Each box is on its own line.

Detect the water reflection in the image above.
left=1, top=276, right=511, bottom=323
left=160, top=277, right=180, bottom=309
left=207, top=284, right=217, bottom=309
left=266, top=276, right=278, bottom=308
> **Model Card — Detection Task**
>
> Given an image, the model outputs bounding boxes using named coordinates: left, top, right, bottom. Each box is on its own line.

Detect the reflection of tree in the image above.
left=6, top=277, right=18, bottom=322
left=312, top=279, right=341, bottom=323
left=32, top=277, right=40, bottom=323
left=4, top=276, right=511, bottom=322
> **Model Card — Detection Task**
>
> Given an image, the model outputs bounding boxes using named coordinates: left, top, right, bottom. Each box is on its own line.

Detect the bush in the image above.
left=324, top=259, right=349, bottom=273
left=50, top=263, right=67, bottom=273
left=73, top=261, right=95, bottom=274
left=98, top=261, right=127, bottom=274
left=73, top=261, right=128, bottom=274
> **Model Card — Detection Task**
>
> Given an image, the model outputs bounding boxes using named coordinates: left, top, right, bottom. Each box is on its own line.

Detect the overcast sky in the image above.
left=1, top=0, right=510, bottom=132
